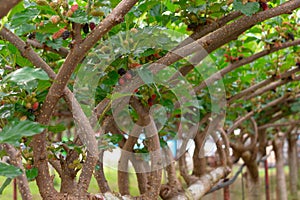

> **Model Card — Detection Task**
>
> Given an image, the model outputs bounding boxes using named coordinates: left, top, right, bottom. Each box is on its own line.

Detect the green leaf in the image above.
left=110, top=92, right=132, bottom=101
left=233, top=0, right=260, bottom=16
left=35, top=32, right=50, bottom=44
left=26, top=167, right=38, bottom=181
left=0, top=178, right=12, bottom=195
left=0, top=162, right=22, bottom=178
left=0, top=120, right=45, bottom=146
left=102, top=71, right=119, bottom=85
left=137, top=68, right=153, bottom=85
left=48, top=124, right=66, bottom=133
left=4, top=67, right=49, bottom=84
left=291, top=100, right=300, bottom=112
left=15, top=24, right=36, bottom=35
left=10, top=9, right=40, bottom=28
left=68, top=10, right=88, bottom=24
left=104, top=134, right=123, bottom=144
left=45, top=39, right=63, bottom=51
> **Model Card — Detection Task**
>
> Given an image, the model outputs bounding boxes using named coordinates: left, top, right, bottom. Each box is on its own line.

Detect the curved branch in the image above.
left=170, top=166, right=231, bottom=200
left=175, top=11, right=242, bottom=50
left=0, top=0, right=21, bottom=19
left=94, top=150, right=111, bottom=193
left=39, top=0, right=139, bottom=125
left=195, top=39, right=300, bottom=94
left=244, top=75, right=300, bottom=101
left=1, top=144, right=32, bottom=200
left=227, top=94, right=290, bottom=134
left=211, top=131, right=227, bottom=165
left=206, top=164, right=245, bottom=194
left=118, top=126, right=140, bottom=195
left=258, top=120, right=300, bottom=130
left=249, top=117, right=258, bottom=150
left=219, top=128, right=231, bottom=166
left=27, top=39, right=69, bottom=58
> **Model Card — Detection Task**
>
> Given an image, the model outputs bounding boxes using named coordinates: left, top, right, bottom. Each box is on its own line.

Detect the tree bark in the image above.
left=0, top=0, right=21, bottom=19
left=288, top=132, right=298, bottom=200
left=170, top=166, right=231, bottom=200
left=242, top=151, right=260, bottom=200
left=273, top=135, right=288, bottom=200
left=246, top=169, right=260, bottom=200
left=1, top=144, right=33, bottom=200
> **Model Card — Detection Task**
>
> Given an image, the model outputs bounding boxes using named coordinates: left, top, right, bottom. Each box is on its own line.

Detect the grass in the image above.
left=0, top=166, right=299, bottom=199
left=0, top=167, right=140, bottom=199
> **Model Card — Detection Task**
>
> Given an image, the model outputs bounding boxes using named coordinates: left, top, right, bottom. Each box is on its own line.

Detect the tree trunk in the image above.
left=246, top=168, right=260, bottom=200
left=288, top=132, right=298, bottom=200
left=242, top=150, right=260, bottom=200
left=192, top=147, right=206, bottom=176
left=273, top=136, right=288, bottom=200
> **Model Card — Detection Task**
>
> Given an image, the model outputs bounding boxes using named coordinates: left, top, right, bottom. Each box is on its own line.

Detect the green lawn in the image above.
left=0, top=167, right=140, bottom=199
left=0, top=166, right=299, bottom=199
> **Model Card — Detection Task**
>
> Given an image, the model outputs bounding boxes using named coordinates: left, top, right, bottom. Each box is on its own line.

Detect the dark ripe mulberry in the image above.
left=89, top=22, right=96, bottom=30
left=118, top=68, right=127, bottom=76
left=61, top=30, right=70, bottom=40
left=287, top=32, right=294, bottom=41
left=28, top=32, right=36, bottom=39
left=260, top=2, right=268, bottom=11
left=83, top=23, right=89, bottom=34
left=187, top=23, right=197, bottom=31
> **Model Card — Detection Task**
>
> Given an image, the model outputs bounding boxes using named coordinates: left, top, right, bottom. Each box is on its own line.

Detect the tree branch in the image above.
left=26, top=39, right=69, bottom=58
left=227, top=94, right=290, bottom=134
left=39, top=0, right=138, bottom=125
left=0, top=0, right=21, bottom=19
left=170, top=166, right=231, bottom=200
left=195, top=39, right=300, bottom=94
left=244, top=75, right=300, bottom=100
left=258, top=120, right=300, bottom=130
left=206, top=164, right=245, bottom=195
left=1, top=144, right=33, bottom=200
left=229, top=65, right=300, bottom=103
left=94, top=0, right=300, bottom=116
left=0, top=22, right=98, bottom=199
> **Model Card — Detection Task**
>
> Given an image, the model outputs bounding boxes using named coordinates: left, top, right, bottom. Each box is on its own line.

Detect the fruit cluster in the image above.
left=224, top=54, right=244, bottom=63
left=24, top=93, right=39, bottom=113
left=34, top=1, right=103, bottom=41
left=117, top=68, right=133, bottom=85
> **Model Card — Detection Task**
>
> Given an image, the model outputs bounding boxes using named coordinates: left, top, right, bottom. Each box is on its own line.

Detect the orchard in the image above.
left=0, top=0, right=299, bottom=200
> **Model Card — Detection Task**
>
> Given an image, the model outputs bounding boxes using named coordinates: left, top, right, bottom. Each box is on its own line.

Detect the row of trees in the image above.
left=0, top=0, right=299, bottom=199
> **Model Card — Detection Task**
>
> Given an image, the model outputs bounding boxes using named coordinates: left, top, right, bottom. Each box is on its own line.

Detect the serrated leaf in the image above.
left=4, top=67, right=49, bottom=84
left=0, top=162, right=22, bottom=178
left=45, top=39, right=63, bottom=51
left=10, top=9, right=40, bottom=27
left=233, top=0, right=260, bottom=16
left=68, top=10, right=88, bottom=24
left=0, top=120, right=45, bottom=146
